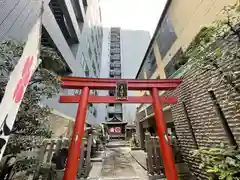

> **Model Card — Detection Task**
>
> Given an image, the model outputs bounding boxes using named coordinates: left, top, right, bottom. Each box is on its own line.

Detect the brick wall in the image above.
left=167, top=35, right=240, bottom=179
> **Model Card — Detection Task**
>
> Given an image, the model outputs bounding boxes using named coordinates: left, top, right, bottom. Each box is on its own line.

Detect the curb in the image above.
left=129, top=152, right=147, bottom=171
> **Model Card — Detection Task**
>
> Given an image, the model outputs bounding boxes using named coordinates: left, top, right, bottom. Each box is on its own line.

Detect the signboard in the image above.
left=109, top=127, right=115, bottom=133
left=116, top=82, right=128, bottom=100
left=108, top=127, right=121, bottom=133
left=114, top=127, right=121, bottom=133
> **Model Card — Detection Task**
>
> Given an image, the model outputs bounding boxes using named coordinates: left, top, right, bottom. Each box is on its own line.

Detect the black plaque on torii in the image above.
left=116, top=82, right=128, bottom=100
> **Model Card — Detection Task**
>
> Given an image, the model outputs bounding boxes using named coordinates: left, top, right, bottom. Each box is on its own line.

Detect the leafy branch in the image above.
left=0, top=40, right=65, bottom=178
left=192, top=144, right=240, bottom=180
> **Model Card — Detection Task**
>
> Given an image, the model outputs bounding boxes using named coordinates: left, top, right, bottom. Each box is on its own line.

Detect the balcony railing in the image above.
left=109, top=71, right=121, bottom=77
left=111, top=38, right=120, bottom=43
left=110, top=63, right=121, bottom=70
left=110, top=48, right=120, bottom=54
left=111, top=43, right=120, bottom=48
left=110, top=55, right=121, bottom=60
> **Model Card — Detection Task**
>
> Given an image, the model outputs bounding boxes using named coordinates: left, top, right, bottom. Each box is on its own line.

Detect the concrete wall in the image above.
left=0, top=0, right=103, bottom=124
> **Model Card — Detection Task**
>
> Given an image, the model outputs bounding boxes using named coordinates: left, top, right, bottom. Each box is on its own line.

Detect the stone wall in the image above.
left=167, top=35, right=240, bottom=179
left=46, top=112, right=74, bottom=138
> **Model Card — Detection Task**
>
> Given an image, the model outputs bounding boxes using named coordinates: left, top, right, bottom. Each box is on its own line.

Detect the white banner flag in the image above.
left=0, top=3, right=43, bottom=160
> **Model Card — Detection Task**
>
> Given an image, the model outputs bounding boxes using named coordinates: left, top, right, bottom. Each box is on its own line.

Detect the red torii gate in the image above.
left=59, top=77, right=182, bottom=180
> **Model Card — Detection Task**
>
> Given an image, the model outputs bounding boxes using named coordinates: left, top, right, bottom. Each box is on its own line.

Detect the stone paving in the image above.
left=88, top=141, right=148, bottom=180
left=101, top=148, right=136, bottom=177
left=130, top=150, right=147, bottom=170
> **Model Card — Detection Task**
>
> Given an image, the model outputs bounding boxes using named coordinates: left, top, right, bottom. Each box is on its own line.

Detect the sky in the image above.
left=100, top=0, right=167, bottom=36
left=96, top=0, right=167, bottom=124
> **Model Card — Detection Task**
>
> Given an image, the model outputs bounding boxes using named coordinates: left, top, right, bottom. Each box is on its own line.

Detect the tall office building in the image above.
left=100, top=27, right=150, bottom=135
left=107, top=27, right=123, bottom=120
left=0, top=0, right=103, bottom=124
left=103, top=27, right=126, bottom=139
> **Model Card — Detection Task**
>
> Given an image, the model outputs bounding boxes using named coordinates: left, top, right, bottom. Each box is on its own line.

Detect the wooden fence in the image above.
left=145, top=133, right=164, bottom=176
left=145, top=133, right=196, bottom=180
left=32, top=135, right=93, bottom=179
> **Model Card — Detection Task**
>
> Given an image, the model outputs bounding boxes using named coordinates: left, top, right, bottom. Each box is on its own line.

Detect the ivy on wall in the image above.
left=182, top=3, right=240, bottom=180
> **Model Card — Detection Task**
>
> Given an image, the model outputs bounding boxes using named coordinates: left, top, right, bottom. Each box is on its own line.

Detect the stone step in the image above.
left=105, top=144, right=129, bottom=148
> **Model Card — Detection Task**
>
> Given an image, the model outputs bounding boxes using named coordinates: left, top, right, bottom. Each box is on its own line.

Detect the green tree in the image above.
left=0, top=40, right=65, bottom=177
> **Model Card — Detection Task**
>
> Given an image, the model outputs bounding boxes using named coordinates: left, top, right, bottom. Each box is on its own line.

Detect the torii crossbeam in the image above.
left=59, top=77, right=182, bottom=180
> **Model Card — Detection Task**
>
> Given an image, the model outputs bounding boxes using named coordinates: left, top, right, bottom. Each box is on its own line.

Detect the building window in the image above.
left=84, top=64, right=89, bottom=77
left=149, top=51, right=157, bottom=73
left=99, top=7, right=102, bottom=23
left=80, top=53, right=85, bottom=65
left=138, top=68, right=145, bottom=79
left=109, top=103, right=114, bottom=107
left=88, top=103, right=93, bottom=109
left=74, top=89, right=81, bottom=95
left=92, top=62, right=96, bottom=76
left=94, top=48, right=98, bottom=63
left=88, top=47, right=92, bottom=59
left=70, top=0, right=84, bottom=32
left=110, top=65, right=114, bottom=70
left=49, top=0, right=78, bottom=46
left=88, top=103, right=93, bottom=112
left=145, top=50, right=157, bottom=79
left=109, top=71, right=114, bottom=77
left=109, top=90, right=115, bottom=96
left=114, top=71, right=121, bottom=76
left=115, top=63, right=121, bottom=68
left=91, top=29, right=95, bottom=42
left=90, top=90, right=94, bottom=95
left=83, top=0, right=88, bottom=13
left=86, top=38, right=90, bottom=48
left=93, top=108, right=97, bottom=117
left=157, top=15, right=177, bottom=58
left=164, top=48, right=184, bottom=78
left=114, top=67, right=121, bottom=71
